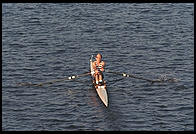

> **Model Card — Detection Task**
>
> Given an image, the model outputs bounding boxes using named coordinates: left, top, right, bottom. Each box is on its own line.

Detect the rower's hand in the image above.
left=95, top=70, right=99, bottom=74
left=100, top=68, right=104, bottom=72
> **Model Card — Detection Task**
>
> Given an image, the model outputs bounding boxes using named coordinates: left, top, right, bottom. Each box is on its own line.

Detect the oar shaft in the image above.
left=17, top=72, right=91, bottom=87
left=109, top=71, right=152, bottom=81
left=106, top=71, right=164, bottom=84
left=127, top=73, right=158, bottom=83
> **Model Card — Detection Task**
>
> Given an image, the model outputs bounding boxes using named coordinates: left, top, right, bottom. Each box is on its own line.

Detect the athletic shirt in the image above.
left=95, top=61, right=104, bottom=71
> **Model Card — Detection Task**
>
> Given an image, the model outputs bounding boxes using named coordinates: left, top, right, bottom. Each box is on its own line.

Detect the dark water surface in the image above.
left=2, top=3, right=194, bottom=131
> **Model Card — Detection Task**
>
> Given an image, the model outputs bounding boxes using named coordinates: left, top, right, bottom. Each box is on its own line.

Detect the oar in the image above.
left=106, top=70, right=179, bottom=84
left=17, top=72, right=91, bottom=87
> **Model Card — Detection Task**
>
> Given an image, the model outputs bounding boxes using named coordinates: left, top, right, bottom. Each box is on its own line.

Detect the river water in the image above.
left=2, top=3, right=194, bottom=131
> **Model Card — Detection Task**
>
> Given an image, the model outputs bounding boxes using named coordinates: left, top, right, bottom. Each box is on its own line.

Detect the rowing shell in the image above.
left=90, top=55, right=108, bottom=107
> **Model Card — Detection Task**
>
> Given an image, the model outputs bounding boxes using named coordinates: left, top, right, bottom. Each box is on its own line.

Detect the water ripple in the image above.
left=2, top=3, right=194, bottom=131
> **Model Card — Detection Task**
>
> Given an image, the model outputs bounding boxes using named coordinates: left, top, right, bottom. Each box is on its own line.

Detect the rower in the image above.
left=92, top=53, right=105, bottom=85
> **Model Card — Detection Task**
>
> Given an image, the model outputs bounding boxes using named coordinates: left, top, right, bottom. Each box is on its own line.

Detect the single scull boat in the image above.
left=90, top=55, right=108, bottom=107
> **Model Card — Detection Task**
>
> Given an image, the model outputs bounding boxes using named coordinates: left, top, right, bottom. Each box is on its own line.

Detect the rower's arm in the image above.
left=92, top=62, right=97, bottom=71
left=101, top=61, right=105, bottom=71
left=102, top=61, right=105, bottom=67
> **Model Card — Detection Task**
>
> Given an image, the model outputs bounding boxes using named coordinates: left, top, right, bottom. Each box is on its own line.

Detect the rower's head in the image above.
left=96, top=53, right=102, bottom=62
